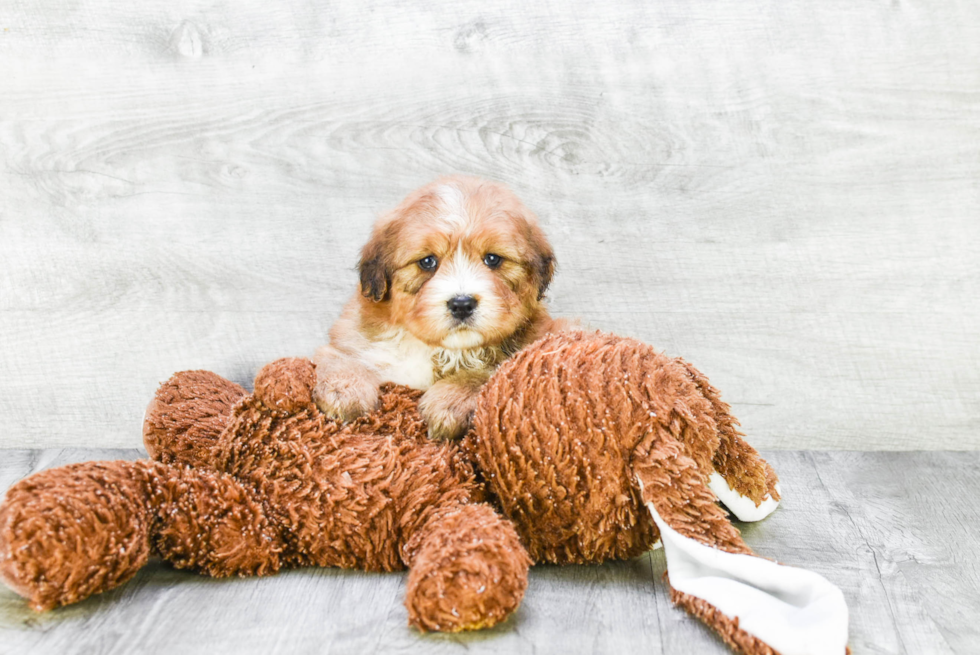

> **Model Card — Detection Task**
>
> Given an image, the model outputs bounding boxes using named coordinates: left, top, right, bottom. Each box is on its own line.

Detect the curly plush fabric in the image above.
left=1, top=361, right=529, bottom=631
left=468, top=331, right=767, bottom=562
left=469, top=331, right=846, bottom=655
left=0, top=461, right=157, bottom=610
left=0, top=331, right=846, bottom=653
left=143, top=369, right=247, bottom=468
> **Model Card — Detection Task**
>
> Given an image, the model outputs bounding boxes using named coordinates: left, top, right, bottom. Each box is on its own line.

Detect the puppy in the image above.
left=313, top=175, right=571, bottom=440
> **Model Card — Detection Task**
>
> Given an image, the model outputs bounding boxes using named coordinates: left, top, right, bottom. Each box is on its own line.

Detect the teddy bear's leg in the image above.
left=143, top=369, right=247, bottom=468
left=0, top=461, right=159, bottom=610
left=401, top=502, right=531, bottom=633
left=632, top=433, right=848, bottom=655
left=675, top=358, right=781, bottom=522
left=0, top=459, right=284, bottom=611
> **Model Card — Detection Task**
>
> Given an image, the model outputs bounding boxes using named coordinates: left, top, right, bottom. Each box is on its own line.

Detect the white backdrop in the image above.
left=1, top=1, right=978, bottom=450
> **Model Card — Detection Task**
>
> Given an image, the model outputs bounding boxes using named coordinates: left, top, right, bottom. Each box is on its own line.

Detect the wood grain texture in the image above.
left=1, top=449, right=976, bottom=653
left=0, top=0, right=978, bottom=449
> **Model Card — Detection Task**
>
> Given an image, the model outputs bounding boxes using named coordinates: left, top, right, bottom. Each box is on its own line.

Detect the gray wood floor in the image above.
left=2, top=0, right=979, bottom=452
left=1, top=449, right=976, bottom=655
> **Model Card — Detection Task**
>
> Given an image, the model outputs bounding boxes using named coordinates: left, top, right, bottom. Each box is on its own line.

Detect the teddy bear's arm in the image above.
left=143, top=369, right=247, bottom=469
left=402, top=502, right=530, bottom=632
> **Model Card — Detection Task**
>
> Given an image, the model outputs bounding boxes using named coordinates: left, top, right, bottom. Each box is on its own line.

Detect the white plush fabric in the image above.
left=648, top=502, right=849, bottom=655
left=708, top=470, right=780, bottom=522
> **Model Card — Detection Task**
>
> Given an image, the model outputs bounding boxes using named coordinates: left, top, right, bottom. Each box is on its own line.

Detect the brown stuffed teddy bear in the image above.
left=0, top=330, right=848, bottom=655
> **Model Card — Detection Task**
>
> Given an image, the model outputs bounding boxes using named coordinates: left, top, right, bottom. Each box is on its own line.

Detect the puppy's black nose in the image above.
left=447, top=295, right=478, bottom=320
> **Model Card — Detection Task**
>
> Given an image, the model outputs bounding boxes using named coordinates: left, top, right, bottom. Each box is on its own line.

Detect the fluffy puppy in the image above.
left=314, top=175, right=571, bottom=440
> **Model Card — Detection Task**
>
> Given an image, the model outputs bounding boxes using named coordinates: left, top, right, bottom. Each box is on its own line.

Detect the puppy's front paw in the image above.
left=419, top=382, right=478, bottom=441
left=420, top=404, right=469, bottom=441
left=313, top=375, right=379, bottom=423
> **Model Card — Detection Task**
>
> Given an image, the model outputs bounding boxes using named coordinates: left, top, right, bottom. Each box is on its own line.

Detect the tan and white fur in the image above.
left=314, top=175, right=573, bottom=440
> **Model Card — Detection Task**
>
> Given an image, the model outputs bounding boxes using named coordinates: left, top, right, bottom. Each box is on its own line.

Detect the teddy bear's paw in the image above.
left=254, top=358, right=316, bottom=413
left=404, top=505, right=530, bottom=632
left=313, top=375, right=379, bottom=423
left=407, top=563, right=517, bottom=631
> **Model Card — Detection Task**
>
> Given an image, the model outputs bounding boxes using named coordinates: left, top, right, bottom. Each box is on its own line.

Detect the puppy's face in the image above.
left=358, top=177, right=554, bottom=350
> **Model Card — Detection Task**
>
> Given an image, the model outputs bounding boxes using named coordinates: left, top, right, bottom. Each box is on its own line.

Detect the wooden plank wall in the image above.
left=1, top=1, right=978, bottom=450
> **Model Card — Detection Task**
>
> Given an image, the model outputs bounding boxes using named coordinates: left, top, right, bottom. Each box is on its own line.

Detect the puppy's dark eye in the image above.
left=483, top=253, right=503, bottom=269
left=418, top=255, right=438, bottom=271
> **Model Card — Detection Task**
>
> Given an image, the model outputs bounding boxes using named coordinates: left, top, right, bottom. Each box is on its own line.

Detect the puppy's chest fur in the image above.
left=359, top=328, right=504, bottom=389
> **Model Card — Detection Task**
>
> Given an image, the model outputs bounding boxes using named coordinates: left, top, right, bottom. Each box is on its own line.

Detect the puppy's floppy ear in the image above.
left=527, top=224, right=556, bottom=300
left=358, top=227, right=394, bottom=302
left=533, top=253, right=556, bottom=300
